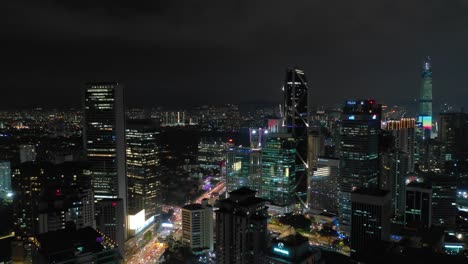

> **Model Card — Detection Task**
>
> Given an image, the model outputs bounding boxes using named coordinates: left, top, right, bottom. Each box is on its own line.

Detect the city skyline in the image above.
left=4, top=1, right=468, bottom=109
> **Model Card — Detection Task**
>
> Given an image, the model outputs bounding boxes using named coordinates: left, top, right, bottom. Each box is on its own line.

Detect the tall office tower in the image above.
left=428, top=175, right=457, bottom=228
left=350, top=188, right=391, bottom=261
left=261, top=134, right=297, bottom=213
left=338, top=99, right=381, bottom=229
left=12, top=162, right=51, bottom=240
left=19, top=144, right=36, bottom=163
left=182, top=200, right=214, bottom=252
left=405, top=181, right=432, bottom=229
left=282, top=68, right=309, bottom=201
left=95, top=199, right=125, bottom=257
left=378, top=130, right=409, bottom=220
left=83, top=83, right=126, bottom=254
left=126, top=119, right=161, bottom=229
left=215, top=188, right=268, bottom=264
left=385, top=118, right=416, bottom=172
left=309, top=157, right=339, bottom=213
left=439, top=112, right=468, bottom=173
left=226, top=147, right=262, bottom=194
left=418, top=56, right=433, bottom=139
left=0, top=161, right=11, bottom=190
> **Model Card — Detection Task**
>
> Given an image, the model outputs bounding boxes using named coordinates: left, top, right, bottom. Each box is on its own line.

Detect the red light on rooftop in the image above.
left=228, top=139, right=233, bottom=142
left=55, top=189, right=62, bottom=196
left=112, top=202, right=117, bottom=207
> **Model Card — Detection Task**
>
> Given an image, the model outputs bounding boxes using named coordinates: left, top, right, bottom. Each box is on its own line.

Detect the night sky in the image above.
left=4, top=1, right=468, bottom=110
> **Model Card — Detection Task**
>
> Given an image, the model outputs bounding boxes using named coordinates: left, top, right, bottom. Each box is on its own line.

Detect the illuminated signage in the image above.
left=348, top=115, right=355, bottom=120
left=418, top=116, right=432, bottom=130
left=273, top=247, right=289, bottom=256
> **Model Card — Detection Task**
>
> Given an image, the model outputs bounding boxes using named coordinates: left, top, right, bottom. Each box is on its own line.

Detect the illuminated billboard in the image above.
left=418, top=115, right=432, bottom=130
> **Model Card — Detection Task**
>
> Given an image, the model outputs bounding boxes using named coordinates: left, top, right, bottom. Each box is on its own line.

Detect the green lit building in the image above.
left=226, top=147, right=262, bottom=194
left=261, top=134, right=296, bottom=211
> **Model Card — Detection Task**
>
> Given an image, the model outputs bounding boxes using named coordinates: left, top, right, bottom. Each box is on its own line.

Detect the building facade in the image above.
left=338, top=99, right=381, bottom=228
left=350, top=188, right=391, bottom=260
left=83, top=83, right=127, bottom=254
left=182, top=201, right=213, bottom=252
left=215, top=188, right=268, bottom=264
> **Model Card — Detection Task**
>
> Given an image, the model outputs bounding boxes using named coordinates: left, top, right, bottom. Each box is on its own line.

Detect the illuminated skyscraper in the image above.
left=282, top=68, right=310, bottom=203
left=126, top=119, right=161, bottom=230
left=225, top=147, right=262, bottom=194
left=261, top=134, right=297, bottom=212
left=83, top=83, right=126, bottom=256
left=309, top=157, right=339, bottom=213
left=338, top=99, right=381, bottom=229
left=418, top=56, right=433, bottom=139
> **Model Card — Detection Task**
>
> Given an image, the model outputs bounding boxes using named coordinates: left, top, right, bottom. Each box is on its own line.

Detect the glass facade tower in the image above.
left=261, top=134, right=296, bottom=208
left=126, top=119, right=161, bottom=222
left=338, top=99, right=381, bottom=228
left=83, top=83, right=127, bottom=255
left=418, top=57, right=433, bottom=136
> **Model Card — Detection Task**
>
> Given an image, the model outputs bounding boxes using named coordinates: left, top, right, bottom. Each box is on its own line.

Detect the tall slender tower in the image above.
left=282, top=68, right=310, bottom=203
left=83, top=82, right=126, bottom=256
left=418, top=56, right=433, bottom=139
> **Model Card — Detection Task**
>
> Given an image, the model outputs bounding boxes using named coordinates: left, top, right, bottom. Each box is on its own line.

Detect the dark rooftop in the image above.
left=352, top=187, right=389, bottom=197
left=182, top=203, right=209, bottom=210
left=407, top=181, right=432, bottom=189
left=35, top=226, right=106, bottom=257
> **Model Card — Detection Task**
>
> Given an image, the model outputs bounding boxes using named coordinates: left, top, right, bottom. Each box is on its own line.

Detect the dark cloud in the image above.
left=3, top=0, right=468, bottom=110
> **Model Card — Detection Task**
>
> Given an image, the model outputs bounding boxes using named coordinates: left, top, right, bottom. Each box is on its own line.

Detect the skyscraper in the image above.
left=338, top=99, right=381, bottom=229
left=418, top=56, right=433, bottom=139
left=226, top=147, right=262, bottom=194
left=350, top=188, right=391, bottom=261
left=83, top=83, right=126, bottom=255
left=126, top=119, right=161, bottom=227
left=405, top=181, right=432, bottom=229
left=215, top=187, right=268, bottom=264
left=261, top=134, right=297, bottom=213
left=281, top=68, right=310, bottom=205
left=309, top=157, right=339, bottom=213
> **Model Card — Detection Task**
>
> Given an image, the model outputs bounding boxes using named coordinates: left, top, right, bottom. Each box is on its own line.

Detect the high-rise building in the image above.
left=0, top=161, right=11, bottom=190
left=282, top=68, right=309, bottom=201
left=215, top=187, right=268, bottom=264
left=350, top=188, right=391, bottom=260
left=226, top=147, right=262, bottom=194
left=309, top=157, right=339, bottom=213
left=126, top=119, right=161, bottom=229
left=428, top=175, right=457, bottom=228
left=439, top=112, right=468, bottom=173
left=12, top=162, right=94, bottom=241
left=338, top=99, right=381, bottom=228
left=12, top=162, right=51, bottom=240
left=261, top=134, right=297, bottom=213
left=95, top=199, right=125, bottom=257
left=197, top=139, right=227, bottom=169
left=405, top=181, right=432, bottom=229
left=385, top=118, right=416, bottom=172
left=19, top=144, right=36, bottom=163
left=182, top=200, right=213, bottom=252
left=418, top=56, right=433, bottom=139
left=83, top=83, right=126, bottom=255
